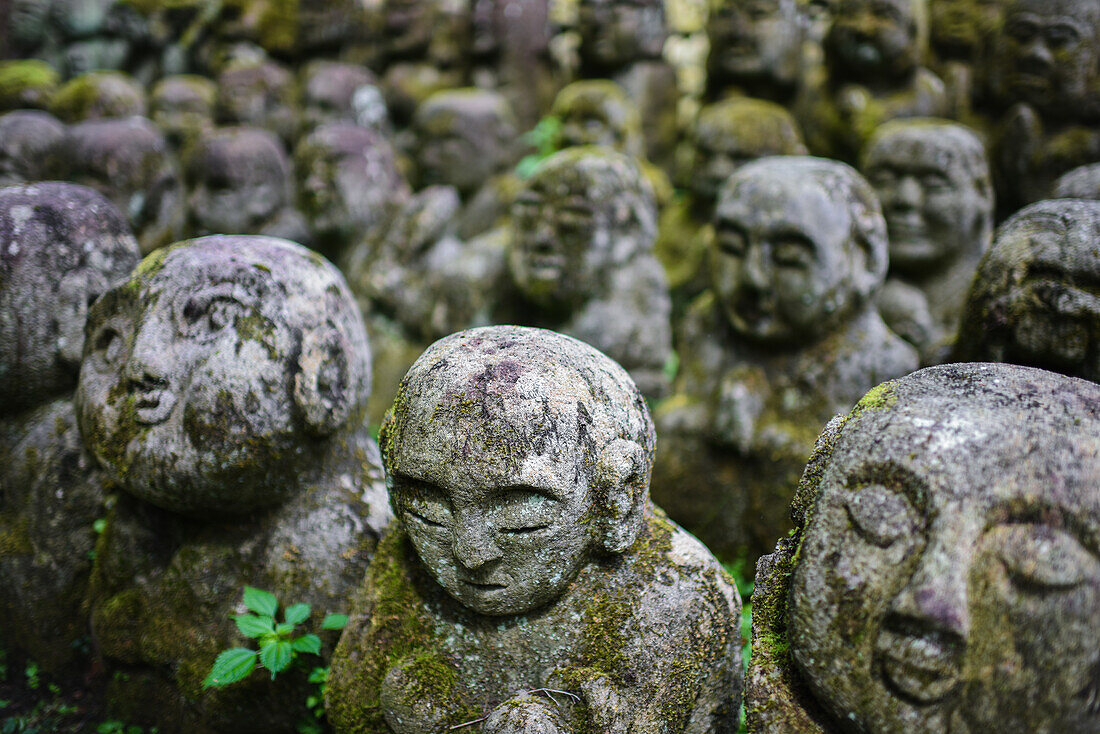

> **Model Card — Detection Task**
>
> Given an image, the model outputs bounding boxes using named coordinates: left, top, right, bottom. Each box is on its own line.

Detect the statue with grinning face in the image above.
left=746, top=363, right=1100, bottom=732
left=954, top=198, right=1100, bottom=384
left=327, top=326, right=742, bottom=734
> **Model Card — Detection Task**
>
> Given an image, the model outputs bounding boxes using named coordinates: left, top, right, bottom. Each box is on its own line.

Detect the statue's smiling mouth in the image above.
left=133, top=388, right=177, bottom=425
left=461, top=579, right=507, bottom=592
left=875, top=626, right=963, bottom=705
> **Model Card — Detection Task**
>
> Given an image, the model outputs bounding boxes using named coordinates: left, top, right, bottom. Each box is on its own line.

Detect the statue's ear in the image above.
left=594, top=438, right=649, bottom=555
left=294, top=322, right=356, bottom=436
left=57, top=269, right=108, bottom=367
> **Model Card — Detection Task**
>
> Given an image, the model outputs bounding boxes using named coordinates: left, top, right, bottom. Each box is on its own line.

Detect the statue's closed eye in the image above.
left=993, top=524, right=1099, bottom=592
left=180, top=292, right=250, bottom=340
left=845, top=483, right=921, bottom=548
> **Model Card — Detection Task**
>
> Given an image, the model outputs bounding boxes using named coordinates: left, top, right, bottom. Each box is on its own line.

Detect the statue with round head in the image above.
left=328, top=325, right=741, bottom=734
left=578, top=0, right=668, bottom=72
left=215, top=60, right=298, bottom=144
left=706, top=0, right=805, bottom=102
left=299, top=60, right=378, bottom=134
left=505, top=147, right=672, bottom=396
left=825, top=0, right=927, bottom=86
left=748, top=363, right=1100, bottom=733
left=150, top=75, right=216, bottom=150
left=550, top=80, right=644, bottom=156
left=0, top=110, right=65, bottom=187
left=862, top=118, right=993, bottom=360
left=81, top=235, right=389, bottom=732
left=955, top=198, right=1100, bottom=383
left=295, top=122, right=410, bottom=259
left=0, top=59, right=59, bottom=111
left=49, top=70, right=146, bottom=123
left=1054, top=163, right=1100, bottom=200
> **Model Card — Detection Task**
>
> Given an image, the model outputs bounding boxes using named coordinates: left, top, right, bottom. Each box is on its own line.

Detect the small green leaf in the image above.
left=234, top=613, right=274, bottom=639
left=284, top=602, right=311, bottom=626
left=307, top=666, right=329, bottom=684
left=259, top=640, right=293, bottom=676
left=203, top=648, right=257, bottom=688
left=275, top=622, right=295, bottom=636
left=321, top=613, right=348, bottom=630
left=243, top=587, right=278, bottom=617
left=93, top=518, right=107, bottom=534
left=292, top=634, right=321, bottom=655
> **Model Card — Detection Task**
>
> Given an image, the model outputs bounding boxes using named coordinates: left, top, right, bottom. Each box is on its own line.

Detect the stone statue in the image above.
left=215, top=59, right=298, bottom=144
left=184, top=126, right=309, bottom=246
left=862, top=118, right=993, bottom=363
left=0, top=109, right=65, bottom=187
left=298, top=60, right=378, bottom=135
left=295, top=122, right=409, bottom=260
left=326, top=325, right=743, bottom=734
left=748, top=362, right=1100, bottom=733
left=0, top=59, right=59, bottom=111
left=954, top=198, right=1100, bottom=384
left=150, top=75, right=217, bottom=151
left=0, top=183, right=141, bottom=674
left=51, top=116, right=185, bottom=254
left=798, top=0, right=948, bottom=161
left=1053, top=163, right=1100, bottom=200
left=550, top=80, right=644, bottom=156
left=498, top=146, right=674, bottom=398
left=48, top=70, right=147, bottom=123
left=706, top=0, right=806, bottom=104
left=652, top=156, right=918, bottom=560
left=576, top=0, right=679, bottom=170
left=79, top=235, right=391, bottom=732
left=928, top=0, right=1008, bottom=119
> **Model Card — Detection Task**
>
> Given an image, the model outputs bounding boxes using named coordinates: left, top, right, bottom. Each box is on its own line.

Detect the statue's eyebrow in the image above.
left=491, top=484, right=565, bottom=503
left=990, top=499, right=1100, bottom=557
left=841, top=461, right=929, bottom=515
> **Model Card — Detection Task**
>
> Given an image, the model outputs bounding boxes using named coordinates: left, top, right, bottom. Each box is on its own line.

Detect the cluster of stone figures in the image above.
left=1, top=0, right=1100, bottom=732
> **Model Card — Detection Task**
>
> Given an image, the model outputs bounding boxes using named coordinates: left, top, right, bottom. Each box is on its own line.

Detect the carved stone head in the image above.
left=379, top=325, right=655, bottom=616
left=215, top=60, right=297, bottom=143
left=412, top=88, right=518, bottom=195
left=550, top=80, right=644, bottom=156
left=711, top=156, right=887, bottom=343
left=578, top=0, right=668, bottom=71
left=862, top=118, right=992, bottom=276
left=1054, top=163, right=1100, bottom=199
left=996, top=0, right=1100, bottom=116
left=0, top=183, right=140, bottom=415
left=49, top=71, right=147, bottom=123
left=691, top=97, right=807, bottom=205
left=0, top=60, right=59, bottom=111
left=509, top=146, right=658, bottom=311
left=789, top=362, right=1100, bottom=733
left=9, top=0, right=52, bottom=51
left=151, top=75, right=217, bottom=150
left=706, top=0, right=805, bottom=94
left=930, top=0, right=1008, bottom=60
left=75, top=235, right=372, bottom=515
left=0, top=110, right=64, bottom=187
left=825, top=0, right=927, bottom=84
left=185, top=126, right=291, bottom=237
left=956, top=198, right=1100, bottom=383
left=294, top=122, right=409, bottom=253
left=299, top=60, right=377, bottom=133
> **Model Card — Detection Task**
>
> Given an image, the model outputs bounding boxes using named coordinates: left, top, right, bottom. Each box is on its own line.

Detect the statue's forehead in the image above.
left=721, top=173, right=840, bottom=224
left=869, top=129, right=962, bottom=167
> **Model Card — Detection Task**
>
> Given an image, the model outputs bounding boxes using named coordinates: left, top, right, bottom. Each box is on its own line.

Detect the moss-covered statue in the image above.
left=988, top=0, right=1100, bottom=213
left=0, top=183, right=141, bottom=674
left=861, top=119, right=993, bottom=364
left=1053, top=163, right=1100, bottom=200
left=184, top=126, right=309, bottom=246
left=705, top=0, right=806, bottom=105
left=928, top=0, right=1008, bottom=120
left=954, top=198, right=1100, bottom=384
left=496, top=146, right=673, bottom=398
left=0, top=109, right=64, bottom=187
left=0, top=59, right=59, bottom=111
left=747, top=362, right=1100, bottom=732
left=79, top=235, right=391, bottom=733
left=51, top=116, right=185, bottom=254
left=48, top=70, right=147, bottom=123
left=657, top=97, right=807, bottom=297
left=215, top=59, right=298, bottom=145
left=797, top=0, right=948, bottom=161
left=653, top=157, right=918, bottom=561
left=150, top=75, right=217, bottom=151
left=327, top=325, right=743, bottom=734
left=298, top=60, right=378, bottom=135
left=576, top=0, right=679, bottom=171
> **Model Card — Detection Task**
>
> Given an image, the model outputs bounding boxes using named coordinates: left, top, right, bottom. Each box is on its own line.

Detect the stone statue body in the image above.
left=0, top=183, right=141, bottom=674
left=327, top=326, right=742, bottom=734
left=954, top=198, right=1100, bottom=384
left=748, top=363, right=1100, bottom=733
left=653, top=157, right=917, bottom=560
left=0, top=110, right=65, bottom=187
left=78, top=236, right=390, bottom=733
left=862, top=119, right=993, bottom=363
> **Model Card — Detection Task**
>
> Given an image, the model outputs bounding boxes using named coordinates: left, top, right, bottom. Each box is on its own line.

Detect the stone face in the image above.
left=0, top=59, right=59, bottom=111
left=862, top=118, right=993, bottom=362
left=500, top=146, right=673, bottom=397
left=299, top=60, right=378, bottom=134
left=705, top=0, right=805, bottom=103
left=550, top=80, right=644, bottom=156
left=653, top=157, right=917, bottom=560
left=747, top=363, right=1100, bottom=733
left=954, top=198, right=1100, bottom=383
left=150, top=74, right=217, bottom=150
left=327, top=325, right=742, bottom=734
left=577, top=0, right=668, bottom=72
left=0, top=183, right=140, bottom=674
left=0, top=110, right=65, bottom=187
left=215, top=60, right=298, bottom=143
left=79, top=235, right=390, bottom=732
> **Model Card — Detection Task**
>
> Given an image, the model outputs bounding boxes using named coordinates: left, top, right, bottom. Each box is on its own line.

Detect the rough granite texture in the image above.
left=747, top=362, right=1100, bottom=733
left=328, top=326, right=742, bottom=734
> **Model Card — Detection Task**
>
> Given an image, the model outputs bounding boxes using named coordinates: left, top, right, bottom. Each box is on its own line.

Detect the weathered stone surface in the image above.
left=551, top=79, right=644, bottom=156
left=0, top=109, right=65, bottom=187
left=705, top=0, right=805, bottom=104
left=49, top=70, right=147, bottom=123
left=862, top=118, right=993, bottom=363
left=78, top=235, right=390, bottom=732
left=150, top=74, right=217, bottom=150
left=215, top=59, right=298, bottom=144
left=0, top=182, right=140, bottom=674
left=653, top=156, right=917, bottom=561
left=0, top=59, right=59, bottom=111
left=954, top=198, right=1100, bottom=383
left=1053, top=162, right=1100, bottom=200
left=327, top=325, right=742, bottom=734
left=298, top=60, right=378, bottom=134
left=748, top=362, right=1100, bottom=733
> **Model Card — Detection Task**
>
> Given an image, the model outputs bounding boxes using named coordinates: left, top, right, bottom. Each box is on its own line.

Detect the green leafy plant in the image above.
left=515, top=115, right=563, bottom=179
left=202, top=587, right=348, bottom=689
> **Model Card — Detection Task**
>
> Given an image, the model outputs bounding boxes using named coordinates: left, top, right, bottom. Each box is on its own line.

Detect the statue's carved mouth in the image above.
left=133, top=388, right=177, bottom=425
left=461, top=579, right=506, bottom=592
left=875, top=624, right=963, bottom=706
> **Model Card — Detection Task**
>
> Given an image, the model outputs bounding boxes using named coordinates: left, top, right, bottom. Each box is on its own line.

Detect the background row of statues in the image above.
left=0, top=190, right=1097, bottom=731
